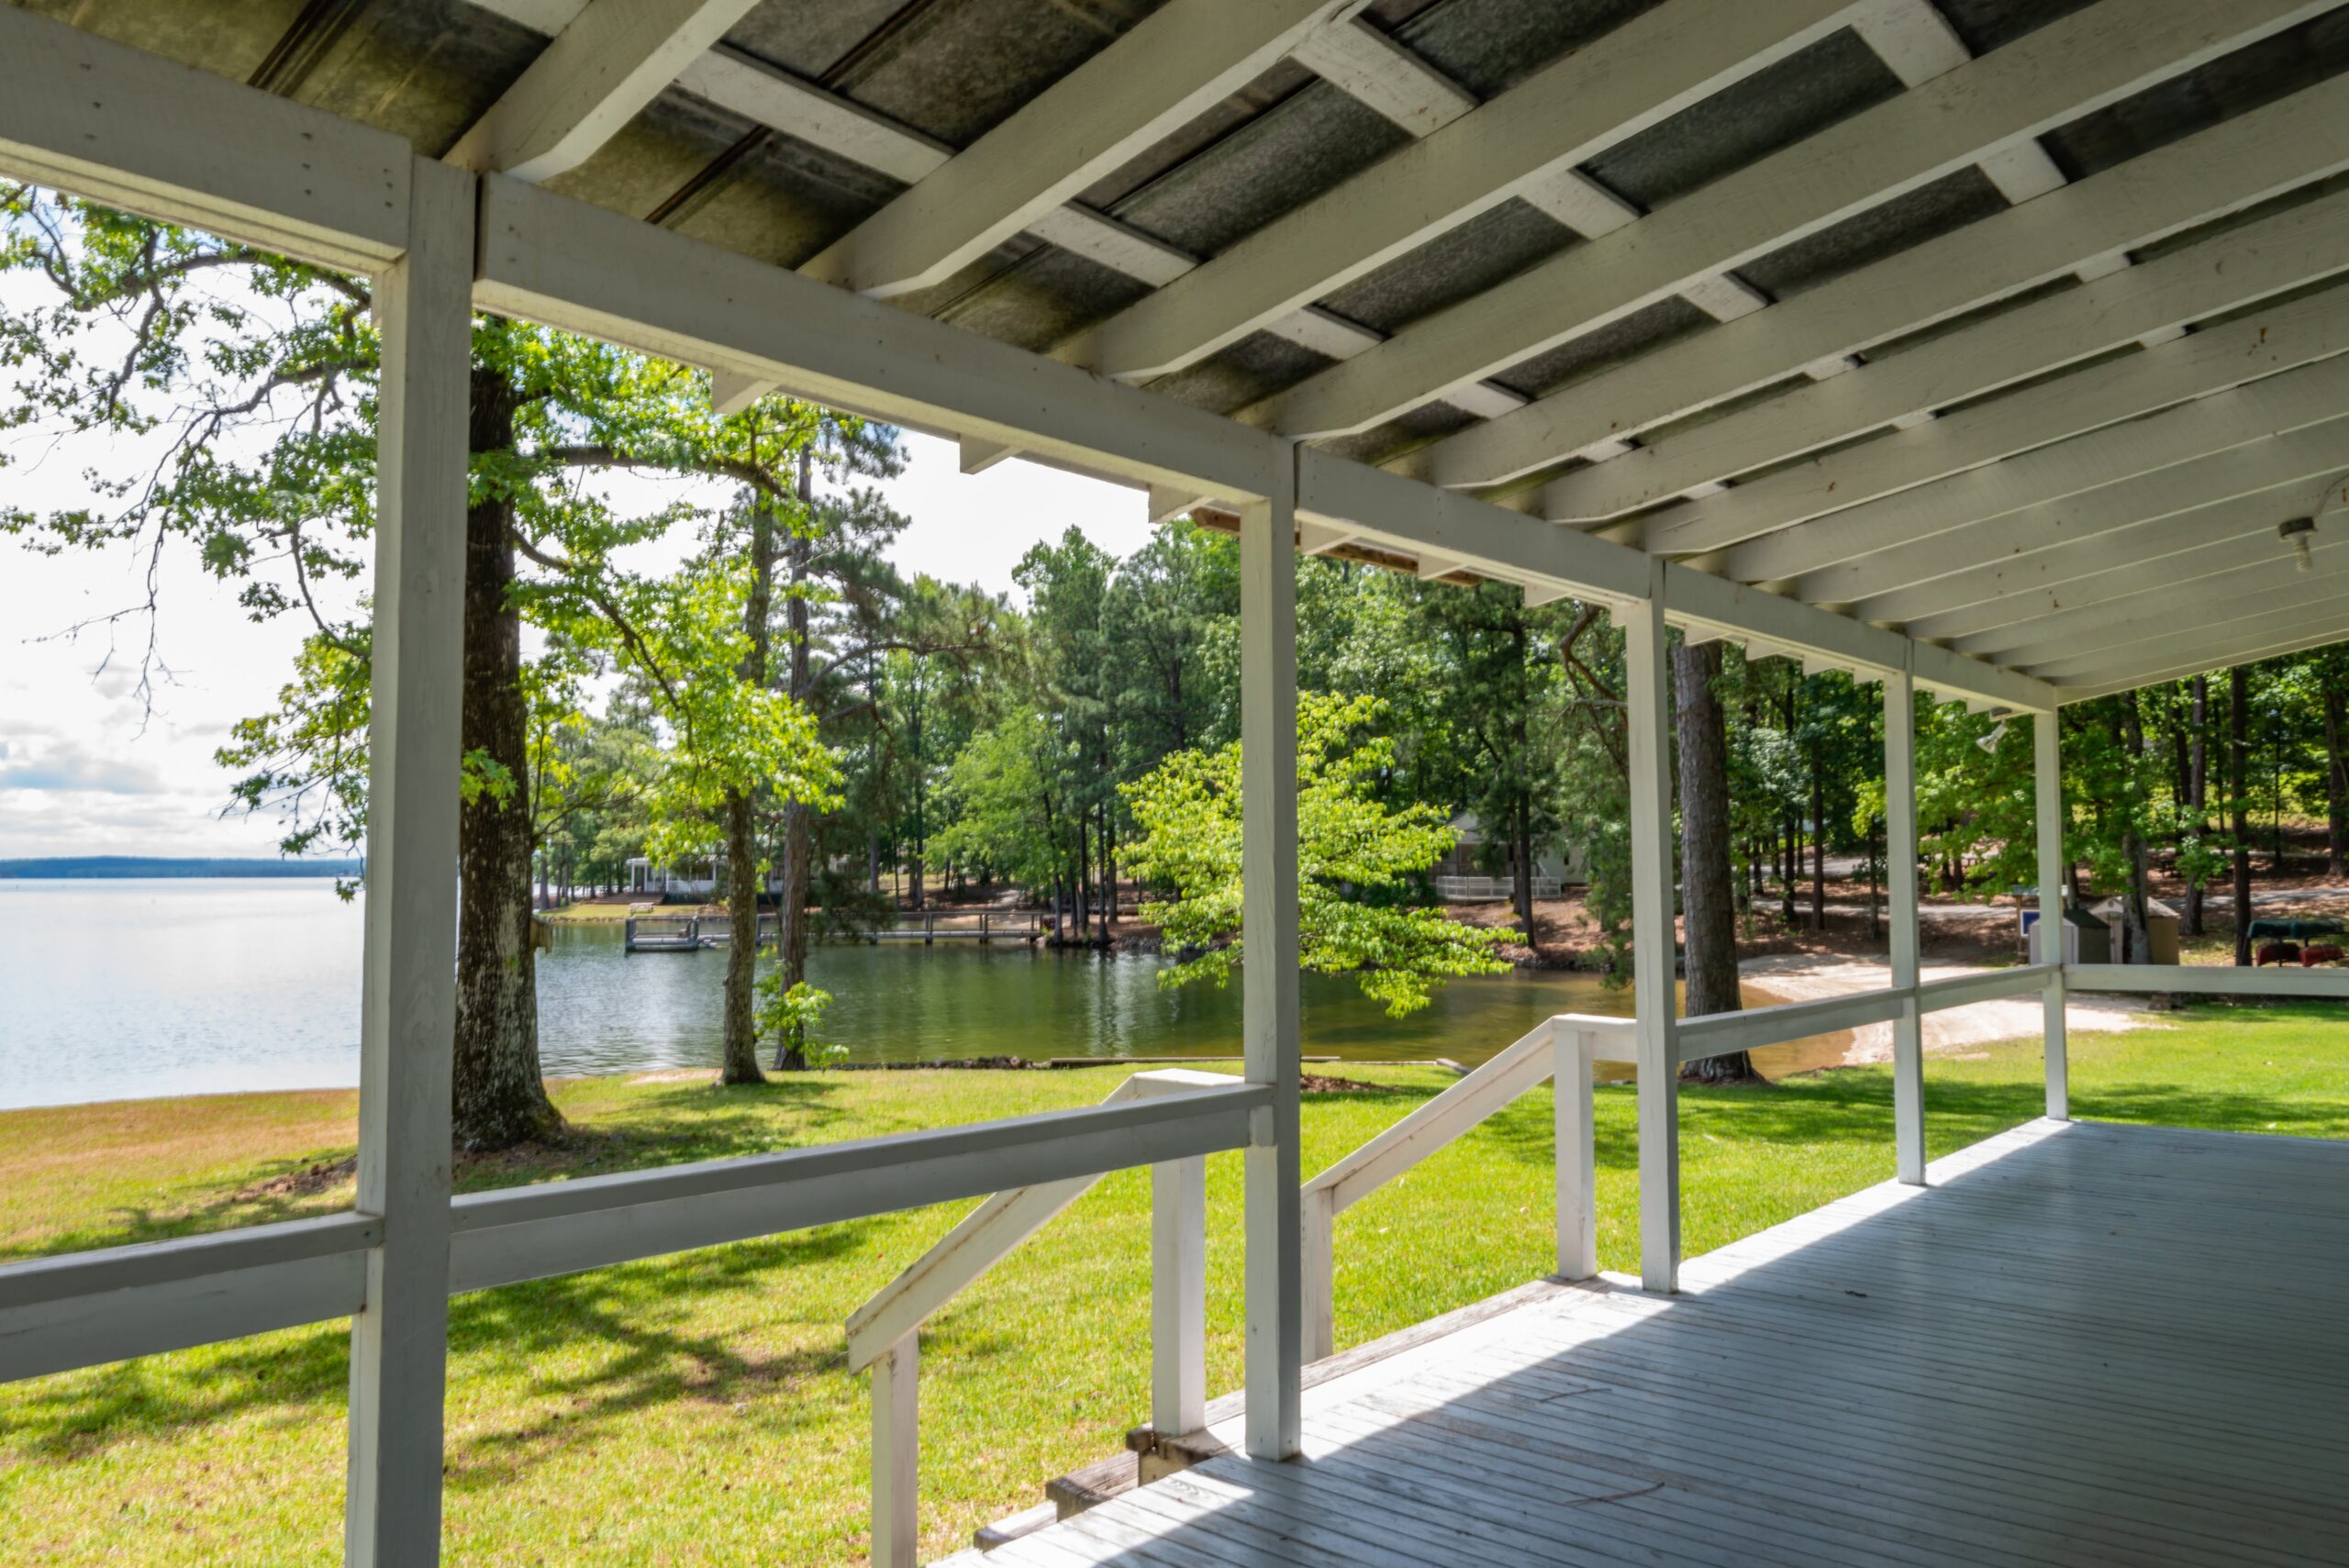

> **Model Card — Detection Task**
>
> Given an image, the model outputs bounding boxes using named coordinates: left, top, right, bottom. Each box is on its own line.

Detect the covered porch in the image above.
left=4, top=3, right=2349, bottom=1565
left=979, top=1114, right=2349, bottom=1568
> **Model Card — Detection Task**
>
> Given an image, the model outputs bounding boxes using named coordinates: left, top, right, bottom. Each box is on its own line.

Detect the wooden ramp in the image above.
left=974, top=1118, right=2349, bottom=1567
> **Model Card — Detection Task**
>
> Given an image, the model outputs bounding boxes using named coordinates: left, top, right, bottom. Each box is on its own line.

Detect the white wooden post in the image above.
left=1623, top=570, right=1680, bottom=1294
left=871, top=1334, right=918, bottom=1568
left=1240, top=458, right=1302, bottom=1461
left=345, top=154, right=473, bottom=1568
left=1886, top=671, right=1926, bottom=1184
left=2035, top=708, right=2070, bottom=1119
left=1152, top=1155, right=1207, bottom=1438
left=1553, top=1025, right=1597, bottom=1281
left=1300, top=1185, right=1336, bottom=1364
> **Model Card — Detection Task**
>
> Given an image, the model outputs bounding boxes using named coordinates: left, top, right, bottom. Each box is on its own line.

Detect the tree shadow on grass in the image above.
left=5, top=1215, right=891, bottom=1472
left=17, top=1077, right=852, bottom=1262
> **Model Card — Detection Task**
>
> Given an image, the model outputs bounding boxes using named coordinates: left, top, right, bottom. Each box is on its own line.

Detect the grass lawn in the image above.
left=4, top=1001, right=2345, bottom=1563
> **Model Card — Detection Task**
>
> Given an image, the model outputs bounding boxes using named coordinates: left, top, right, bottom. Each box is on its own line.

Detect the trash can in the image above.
left=2089, top=895, right=2180, bottom=965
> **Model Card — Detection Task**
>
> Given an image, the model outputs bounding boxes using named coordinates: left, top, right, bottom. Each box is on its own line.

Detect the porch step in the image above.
left=1042, top=1450, right=1136, bottom=1518
left=972, top=1501, right=1058, bottom=1553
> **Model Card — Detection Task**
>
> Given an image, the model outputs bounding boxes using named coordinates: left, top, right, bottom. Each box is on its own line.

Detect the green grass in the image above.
left=4, top=1002, right=2345, bottom=1564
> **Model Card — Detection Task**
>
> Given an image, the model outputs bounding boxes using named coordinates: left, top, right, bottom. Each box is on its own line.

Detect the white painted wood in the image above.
left=1915, top=962, right=2056, bottom=1013
left=345, top=153, right=473, bottom=1568
left=675, top=46, right=947, bottom=184
left=1884, top=671, right=1924, bottom=1185
left=802, top=0, right=1354, bottom=297
left=1794, top=406, right=2349, bottom=608
left=1863, top=476, right=2332, bottom=633
left=2035, top=710, right=2068, bottom=1120
left=0, top=1218, right=375, bottom=1385
left=872, top=1334, right=919, bottom=1568
left=1417, top=67, right=2349, bottom=490
left=958, top=435, right=1019, bottom=476
left=1291, top=20, right=1475, bottom=133
left=1072, top=0, right=1860, bottom=382
left=2031, top=595, right=2349, bottom=685
left=1554, top=1029, right=1597, bottom=1282
left=477, top=175, right=1292, bottom=502
left=1240, top=473, right=1303, bottom=1461
left=1154, top=1154, right=1208, bottom=1434
left=1985, top=565, right=2349, bottom=671
left=1548, top=191, right=2349, bottom=522
left=448, top=0, right=763, bottom=183
left=1663, top=564, right=2053, bottom=713
left=0, top=5, right=410, bottom=270
left=2055, top=620, right=2349, bottom=701
left=1676, top=987, right=1912, bottom=1062
left=1669, top=282, right=2349, bottom=566
left=1301, top=1184, right=1338, bottom=1365
left=1308, top=1019, right=1565, bottom=1214
left=1265, top=0, right=2328, bottom=439
left=448, top=1083, right=1267, bottom=1292
left=850, top=1176, right=1093, bottom=1373
left=1623, top=570, right=1679, bottom=1293
left=1850, top=0, right=2076, bottom=210
left=2066, top=963, right=2349, bottom=996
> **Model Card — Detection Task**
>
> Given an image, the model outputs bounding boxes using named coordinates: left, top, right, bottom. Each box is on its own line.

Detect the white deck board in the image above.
left=974, top=1119, right=2349, bottom=1567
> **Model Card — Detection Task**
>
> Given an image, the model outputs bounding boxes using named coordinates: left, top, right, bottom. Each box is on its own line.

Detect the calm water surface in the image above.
left=0, top=881, right=1832, bottom=1110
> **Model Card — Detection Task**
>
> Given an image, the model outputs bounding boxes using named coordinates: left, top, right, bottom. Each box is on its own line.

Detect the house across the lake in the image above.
left=1430, top=812, right=1588, bottom=903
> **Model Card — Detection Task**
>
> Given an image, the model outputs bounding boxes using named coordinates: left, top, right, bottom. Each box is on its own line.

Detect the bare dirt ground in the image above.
left=1733, top=953, right=2150, bottom=1068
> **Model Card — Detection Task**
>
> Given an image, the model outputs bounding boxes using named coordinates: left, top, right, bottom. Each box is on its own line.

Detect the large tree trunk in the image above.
left=2325, top=677, right=2348, bottom=880
left=2121, top=695, right=2152, bottom=964
left=719, top=503, right=774, bottom=1086
left=2183, top=676, right=2208, bottom=935
left=1674, top=641, right=1757, bottom=1083
left=451, top=373, right=562, bottom=1151
left=2232, top=666, right=2254, bottom=966
left=774, top=456, right=818, bottom=1071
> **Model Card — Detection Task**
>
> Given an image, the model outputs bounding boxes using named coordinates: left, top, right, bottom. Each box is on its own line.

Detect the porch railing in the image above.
left=1301, top=1014, right=1631, bottom=1362
left=844, top=1068, right=1235, bottom=1568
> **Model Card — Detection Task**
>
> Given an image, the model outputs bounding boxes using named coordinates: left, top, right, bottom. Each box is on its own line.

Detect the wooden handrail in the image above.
left=1299, top=1014, right=1630, bottom=1362
left=849, top=1067, right=1235, bottom=1568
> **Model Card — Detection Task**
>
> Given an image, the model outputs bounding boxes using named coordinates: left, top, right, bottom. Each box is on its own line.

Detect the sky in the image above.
left=0, top=413, right=1153, bottom=861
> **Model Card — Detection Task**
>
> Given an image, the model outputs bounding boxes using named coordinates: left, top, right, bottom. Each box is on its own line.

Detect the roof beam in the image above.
left=1968, top=545, right=2349, bottom=667
left=1413, top=71, right=2349, bottom=490
left=1675, top=284, right=2349, bottom=572
left=1898, top=484, right=2328, bottom=639
left=0, top=4, right=410, bottom=270
left=2032, top=595, right=2349, bottom=685
left=447, top=0, right=763, bottom=183
left=1803, top=412, right=2349, bottom=607
left=1543, top=186, right=2349, bottom=522
left=2057, top=621, right=2349, bottom=700
left=800, top=0, right=1364, bottom=299
left=1289, top=13, right=1844, bottom=371
left=1264, top=0, right=2330, bottom=440
left=1069, top=0, right=1863, bottom=383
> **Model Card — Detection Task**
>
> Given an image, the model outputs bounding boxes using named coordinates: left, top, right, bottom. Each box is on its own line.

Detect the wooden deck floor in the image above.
left=977, top=1118, right=2349, bottom=1567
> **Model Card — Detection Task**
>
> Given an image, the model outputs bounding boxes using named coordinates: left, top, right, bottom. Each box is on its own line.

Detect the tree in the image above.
left=2232, top=665, right=2254, bottom=966
left=2, top=187, right=844, bottom=1144
left=1123, top=693, right=1514, bottom=1017
left=1673, top=639, right=1756, bottom=1083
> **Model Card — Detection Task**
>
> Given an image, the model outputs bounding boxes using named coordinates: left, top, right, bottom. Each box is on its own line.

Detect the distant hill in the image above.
left=0, top=856, right=362, bottom=880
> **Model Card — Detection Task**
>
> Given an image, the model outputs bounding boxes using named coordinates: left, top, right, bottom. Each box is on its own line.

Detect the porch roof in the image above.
left=15, top=0, right=2349, bottom=705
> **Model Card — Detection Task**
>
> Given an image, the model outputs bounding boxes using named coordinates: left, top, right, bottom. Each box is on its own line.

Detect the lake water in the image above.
left=0, top=881, right=1831, bottom=1111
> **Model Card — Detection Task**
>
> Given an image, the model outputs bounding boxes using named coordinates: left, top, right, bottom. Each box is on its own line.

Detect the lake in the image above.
left=0, top=880, right=1831, bottom=1111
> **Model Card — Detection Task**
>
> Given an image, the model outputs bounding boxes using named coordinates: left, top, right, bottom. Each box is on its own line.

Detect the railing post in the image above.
left=1553, top=1024, right=1597, bottom=1281
left=345, top=154, right=471, bottom=1568
left=1624, top=567, right=1681, bottom=1294
left=1300, top=1185, right=1336, bottom=1364
left=1152, top=1155, right=1208, bottom=1438
left=2034, top=708, right=2070, bottom=1120
left=1886, top=670, right=1926, bottom=1184
left=871, top=1333, right=918, bottom=1568
left=1240, top=458, right=1302, bottom=1459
